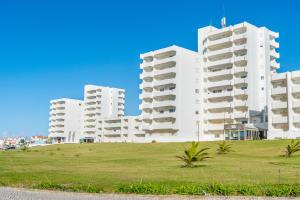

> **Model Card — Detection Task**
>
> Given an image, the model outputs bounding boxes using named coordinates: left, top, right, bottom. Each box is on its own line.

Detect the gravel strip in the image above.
left=0, top=187, right=297, bottom=200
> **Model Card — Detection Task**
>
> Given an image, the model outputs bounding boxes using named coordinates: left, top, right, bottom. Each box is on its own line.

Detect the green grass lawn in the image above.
left=0, top=140, right=299, bottom=192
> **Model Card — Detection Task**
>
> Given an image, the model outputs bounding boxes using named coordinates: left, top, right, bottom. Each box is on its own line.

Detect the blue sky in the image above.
left=0, top=0, right=299, bottom=138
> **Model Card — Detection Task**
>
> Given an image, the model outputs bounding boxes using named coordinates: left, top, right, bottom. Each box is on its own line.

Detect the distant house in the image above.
left=4, top=138, right=17, bottom=146
left=30, top=136, right=48, bottom=146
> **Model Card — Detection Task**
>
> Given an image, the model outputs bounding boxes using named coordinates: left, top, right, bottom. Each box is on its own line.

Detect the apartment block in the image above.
left=139, top=45, right=201, bottom=142
left=81, top=85, right=125, bottom=142
left=197, top=21, right=279, bottom=140
left=268, top=71, right=300, bottom=139
left=98, top=116, right=145, bottom=143
left=48, top=98, right=83, bottom=143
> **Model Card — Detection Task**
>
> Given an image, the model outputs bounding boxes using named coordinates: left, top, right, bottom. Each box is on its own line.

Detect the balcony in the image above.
left=139, top=92, right=153, bottom=100
left=154, top=55, right=176, bottom=68
left=270, top=60, right=280, bottom=69
left=293, top=101, right=300, bottom=109
left=206, top=47, right=233, bottom=59
left=272, top=116, right=288, bottom=124
left=234, top=112, right=249, bottom=119
left=292, top=86, right=300, bottom=94
left=272, top=102, right=288, bottom=110
left=207, top=113, right=232, bottom=121
left=140, top=71, right=153, bottom=80
left=291, top=71, right=300, bottom=80
left=207, top=69, right=233, bottom=78
left=207, top=26, right=233, bottom=40
left=233, top=34, right=247, bottom=42
left=271, top=87, right=287, bottom=96
left=153, top=89, right=176, bottom=98
left=270, top=40, right=279, bottom=48
left=270, top=50, right=280, bottom=59
left=154, top=59, right=176, bottom=70
left=207, top=80, right=233, bottom=89
left=142, top=113, right=152, bottom=120
left=104, top=131, right=121, bottom=136
left=234, top=89, right=248, bottom=97
left=207, top=91, right=233, bottom=99
left=142, top=123, right=152, bottom=131
left=139, top=102, right=152, bottom=110
left=234, top=67, right=247, bottom=74
left=152, top=122, right=177, bottom=130
left=207, top=102, right=232, bottom=110
left=140, top=61, right=153, bottom=70
left=207, top=37, right=233, bottom=48
left=234, top=100, right=248, bottom=108
left=234, top=45, right=247, bottom=52
left=104, top=123, right=121, bottom=129
left=234, top=78, right=247, bottom=86
left=234, top=56, right=247, bottom=66
left=153, top=100, right=176, bottom=108
left=205, top=124, right=224, bottom=132
left=271, top=73, right=286, bottom=82
left=139, top=82, right=153, bottom=89
left=152, top=112, right=176, bottom=119
left=206, top=58, right=233, bottom=69
left=153, top=67, right=176, bottom=77
left=153, top=79, right=176, bottom=87
left=293, top=115, right=300, bottom=123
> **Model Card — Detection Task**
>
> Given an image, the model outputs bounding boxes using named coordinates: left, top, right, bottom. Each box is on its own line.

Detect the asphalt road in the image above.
left=0, top=187, right=297, bottom=200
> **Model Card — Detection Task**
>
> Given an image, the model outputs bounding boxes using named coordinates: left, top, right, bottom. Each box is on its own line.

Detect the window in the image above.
left=261, top=76, right=264, bottom=80
left=241, top=75, right=247, bottom=79
left=195, top=111, right=199, bottom=115
left=169, top=109, right=175, bottom=113
left=241, top=86, right=247, bottom=90
left=195, top=89, right=199, bottom=93
left=261, top=87, right=264, bottom=91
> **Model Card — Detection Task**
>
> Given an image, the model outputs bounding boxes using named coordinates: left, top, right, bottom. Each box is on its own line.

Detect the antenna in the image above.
left=221, top=4, right=226, bottom=28
left=221, top=17, right=226, bottom=28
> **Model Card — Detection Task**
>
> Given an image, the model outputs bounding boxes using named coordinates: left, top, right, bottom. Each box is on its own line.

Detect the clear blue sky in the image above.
left=0, top=0, right=299, bottom=138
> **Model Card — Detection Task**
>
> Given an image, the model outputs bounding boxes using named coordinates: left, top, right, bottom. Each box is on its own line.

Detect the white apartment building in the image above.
left=268, top=71, right=300, bottom=139
left=48, top=98, right=83, bottom=143
left=81, top=85, right=125, bottom=142
left=98, top=116, right=145, bottom=143
left=197, top=21, right=279, bottom=141
left=139, top=45, right=201, bottom=142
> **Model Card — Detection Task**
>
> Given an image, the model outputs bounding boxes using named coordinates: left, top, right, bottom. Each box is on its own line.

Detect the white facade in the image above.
left=197, top=22, right=279, bottom=140
left=268, top=71, right=300, bottom=139
left=81, top=85, right=126, bottom=142
left=139, top=45, right=201, bottom=142
left=48, top=98, right=83, bottom=143
left=97, top=116, right=145, bottom=143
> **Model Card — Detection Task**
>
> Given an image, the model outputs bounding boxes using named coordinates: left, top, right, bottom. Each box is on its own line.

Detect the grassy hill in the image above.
left=0, top=140, right=299, bottom=194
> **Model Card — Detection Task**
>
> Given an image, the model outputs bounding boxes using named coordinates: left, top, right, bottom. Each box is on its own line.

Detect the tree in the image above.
left=217, top=141, right=233, bottom=154
left=176, top=142, right=211, bottom=167
left=284, top=140, right=300, bottom=157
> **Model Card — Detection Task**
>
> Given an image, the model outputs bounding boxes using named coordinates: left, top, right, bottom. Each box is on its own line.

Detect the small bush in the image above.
left=20, top=146, right=29, bottom=152
left=151, top=140, right=157, bottom=143
left=56, top=147, right=61, bottom=151
left=33, top=183, right=104, bottom=193
left=284, top=140, right=300, bottom=157
left=75, top=154, right=80, bottom=157
left=117, top=183, right=300, bottom=197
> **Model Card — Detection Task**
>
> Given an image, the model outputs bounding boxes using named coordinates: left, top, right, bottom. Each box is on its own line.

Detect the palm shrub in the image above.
left=217, top=141, right=233, bottom=154
left=176, top=142, right=211, bottom=167
left=284, top=140, right=300, bottom=157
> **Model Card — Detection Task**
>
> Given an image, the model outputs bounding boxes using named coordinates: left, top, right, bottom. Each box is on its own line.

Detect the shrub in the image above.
left=20, top=146, right=29, bottom=152
left=284, top=140, right=300, bottom=157
left=33, top=183, right=104, bottom=193
left=176, top=142, right=211, bottom=167
left=117, top=183, right=300, bottom=197
left=217, top=141, right=233, bottom=154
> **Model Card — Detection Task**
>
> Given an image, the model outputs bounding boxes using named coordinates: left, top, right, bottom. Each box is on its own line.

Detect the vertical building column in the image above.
left=287, top=72, right=293, bottom=138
